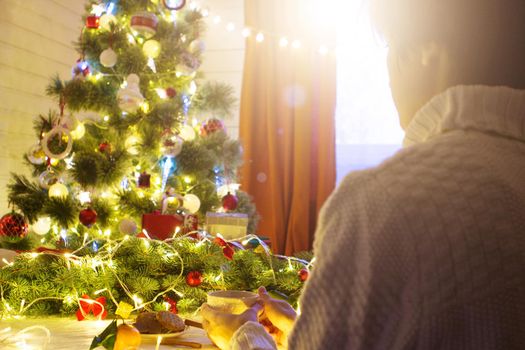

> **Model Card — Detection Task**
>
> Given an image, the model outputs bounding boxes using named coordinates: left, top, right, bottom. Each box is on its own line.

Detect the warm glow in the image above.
left=241, top=28, right=251, bottom=37
left=256, top=32, right=264, bottom=42
left=279, top=37, right=289, bottom=47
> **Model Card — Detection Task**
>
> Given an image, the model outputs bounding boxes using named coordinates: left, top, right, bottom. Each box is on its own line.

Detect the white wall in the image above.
left=199, top=0, right=245, bottom=139
left=0, top=0, right=85, bottom=213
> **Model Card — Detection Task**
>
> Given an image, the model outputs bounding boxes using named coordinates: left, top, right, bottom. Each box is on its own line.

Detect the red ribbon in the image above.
left=76, top=294, right=107, bottom=321
left=213, top=237, right=235, bottom=260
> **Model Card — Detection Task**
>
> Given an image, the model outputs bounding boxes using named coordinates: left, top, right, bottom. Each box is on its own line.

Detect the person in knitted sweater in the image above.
left=201, top=0, right=525, bottom=349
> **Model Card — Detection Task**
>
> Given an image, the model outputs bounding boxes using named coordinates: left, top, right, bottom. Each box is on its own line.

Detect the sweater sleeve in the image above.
left=288, top=171, right=418, bottom=349
left=229, top=321, right=278, bottom=350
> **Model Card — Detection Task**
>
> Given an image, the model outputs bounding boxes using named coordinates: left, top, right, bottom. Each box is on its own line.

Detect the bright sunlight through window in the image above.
left=335, top=1, right=404, bottom=183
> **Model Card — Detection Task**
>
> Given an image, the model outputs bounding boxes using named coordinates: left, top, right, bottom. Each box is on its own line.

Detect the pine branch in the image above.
left=7, top=174, right=47, bottom=223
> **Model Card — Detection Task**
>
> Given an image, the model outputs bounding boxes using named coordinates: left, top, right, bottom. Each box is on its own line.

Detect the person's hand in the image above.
left=201, top=302, right=263, bottom=350
left=257, top=286, right=297, bottom=343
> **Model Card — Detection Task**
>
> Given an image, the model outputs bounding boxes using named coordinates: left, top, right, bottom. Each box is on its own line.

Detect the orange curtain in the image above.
left=239, top=0, right=336, bottom=255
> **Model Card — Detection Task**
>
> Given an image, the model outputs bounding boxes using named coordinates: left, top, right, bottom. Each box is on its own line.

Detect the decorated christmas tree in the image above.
left=0, top=0, right=309, bottom=320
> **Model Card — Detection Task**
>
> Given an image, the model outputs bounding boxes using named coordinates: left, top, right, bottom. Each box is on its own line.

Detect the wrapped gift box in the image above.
left=205, top=212, right=249, bottom=240
left=141, top=212, right=184, bottom=240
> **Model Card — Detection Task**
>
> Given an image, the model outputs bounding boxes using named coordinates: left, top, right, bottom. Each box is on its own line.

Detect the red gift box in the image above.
left=141, top=212, right=183, bottom=240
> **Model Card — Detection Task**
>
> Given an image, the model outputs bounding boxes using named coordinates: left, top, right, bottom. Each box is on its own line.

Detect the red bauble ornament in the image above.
left=98, top=141, right=111, bottom=154
left=79, top=208, right=97, bottom=227
left=164, top=296, right=178, bottom=314
left=186, top=271, right=202, bottom=287
left=86, top=15, right=100, bottom=29
left=222, top=192, right=238, bottom=211
left=0, top=213, right=28, bottom=238
left=138, top=172, right=151, bottom=188
left=298, top=268, right=309, bottom=282
left=166, top=87, right=177, bottom=98
left=201, top=118, right=225, bottom=136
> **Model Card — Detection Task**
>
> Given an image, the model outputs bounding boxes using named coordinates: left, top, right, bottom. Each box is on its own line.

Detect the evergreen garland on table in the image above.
left=0, top=236, right=310, bottom=318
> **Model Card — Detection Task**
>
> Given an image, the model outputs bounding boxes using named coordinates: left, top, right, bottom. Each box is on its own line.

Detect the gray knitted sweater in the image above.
left=232, top=85, right=525, bottom=350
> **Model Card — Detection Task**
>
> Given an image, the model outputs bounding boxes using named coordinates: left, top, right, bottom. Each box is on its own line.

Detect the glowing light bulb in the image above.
left=103, top=115, right=110, bottom=122
left=241, top=28, right=251, bottom=37
left=213, top=16, right=221, bottom=24
left=319, top=45, right=328, bottom=55
left=226, top=22, right=235, bottom=31
left=279, top=37, right=289, bottom=47
left=292, top=40, right=301, bottom=49
left=256, top=32, right=264, bottom=42
left=155, top=88, right=168, bottom=99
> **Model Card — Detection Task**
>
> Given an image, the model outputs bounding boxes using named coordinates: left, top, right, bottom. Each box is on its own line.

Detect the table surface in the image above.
left=0, top=317, right=218, bottom=350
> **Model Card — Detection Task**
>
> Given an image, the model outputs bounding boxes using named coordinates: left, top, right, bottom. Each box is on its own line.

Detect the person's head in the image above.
left=370, top=0, right=525, bottom=129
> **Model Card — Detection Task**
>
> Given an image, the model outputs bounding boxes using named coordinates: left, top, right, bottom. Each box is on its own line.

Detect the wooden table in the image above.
left=0, top=317, right=218, bottom=349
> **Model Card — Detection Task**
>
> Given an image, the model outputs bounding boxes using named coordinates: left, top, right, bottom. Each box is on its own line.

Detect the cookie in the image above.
left=134, top=311, right=163, bottom=334
left=156, top=311, right=186, bottom=332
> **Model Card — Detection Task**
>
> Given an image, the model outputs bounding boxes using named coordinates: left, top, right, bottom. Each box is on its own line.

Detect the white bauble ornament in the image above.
left=178, top=124, right=196, bottom=141
left=27, top=143, right=46, bottom=165
left=99, top=13, right=117, bottom=31
left=70, top=122, right=85, bottom=140
left=183, top=193, right=201, bottom=214
left=160, top=133, right=183, bottom=157
left=32, top=217, right=52, bottom=235
left=48, top=183, right=68, bottom=199
left=188, top=39, right=205, bottom=53
left=100, top=48, right=118, bottom=68
left=119, top=218, right=138, bottom=235
left=143, top=40, right=161, bottom=59
left=117, top=74, right=144, bottom=113
left=124, top=135, right=141, bottom=155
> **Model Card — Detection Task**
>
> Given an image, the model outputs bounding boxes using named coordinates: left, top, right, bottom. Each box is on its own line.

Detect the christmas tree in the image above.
left=0, top=0, right=309, bottom=319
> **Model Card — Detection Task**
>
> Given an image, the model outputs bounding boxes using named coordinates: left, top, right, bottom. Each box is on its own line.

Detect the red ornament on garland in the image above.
left=98, top=141, right=112, bottom=154
left=213, top=236, right=235, bottom=260
left=86, top=15, right=100, bottom=29
left=0, top=213, right=28, bottom=238
left=186, top=271, right=202, bottom=287
left=76, top=294, right=107, bottom=321
left=222, top=192, right=238, bottom=211
left=298, top=268, right=309, bottom=282
left=164, top=296, right=178, bottom=314
left=79, top=208, right=97, bottom=227
left=166, top=87, right=177, bottom=98
left=201, top=118, right=225, bottom=136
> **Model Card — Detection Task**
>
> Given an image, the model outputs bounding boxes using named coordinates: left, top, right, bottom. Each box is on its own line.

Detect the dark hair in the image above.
left=370, top=0, right=525, bottom=88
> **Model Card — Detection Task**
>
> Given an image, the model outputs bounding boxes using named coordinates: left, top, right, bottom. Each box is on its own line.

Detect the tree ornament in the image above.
left=163, top=296, right=178, bottom=314
left=114, top=324, right=141, bottom=350
left=160, top=132, right=183, bottom=157
left=182, top=194, right=201, bottom=214
left=222, top=244, right=235, bottom=260
left=0, top=213, right=28, bottom=238
left=119, top=218, right=138, bottom=235
left=70, top=122, right=85, bottom=140
left=137, top=172, right=151, bottom=188
left=222, top=192, right=238, bottom=211
left=41, top=125, right=73, bottom=160
left=86, top=15, right=100, bottom=29
left=100, top=48, right=117, bottom=68
left=98, top=141, right=112, bottom=154
left=178, top=124, right=196, bottom=141
left=99, top=13, right=117, bottom=31
left=117, top=74, right=144, bottom=113
left=166, top=87, right=177, bottom=98
left=27, top=143, right=46, bottom=165
left=48, top=183, right=69, bottom=199
left=32, top=216, right=52, bottom=235
left=38, top=170, right=59, bottom=189
left=143, top=39, right=161, bottom=59
left=201, top=118, right=225, bottom=135
left=76, top=294, right=107, bottom=321
left=72, top=59, right=90, bottom=79
left=79, top=208, right=97, bottom=227
left=185, top=271, right=202, bottom=287
left=176, top=52, right=200, bottom=75
left=130, top=12, right=158, bottom=38
left=188, top=39, right=205, bottom=54
left=298, top=268, right=309, bottom=282
left=124, top=135, right=141, bottom=155
left=163, top=0, right=186, bottom=11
